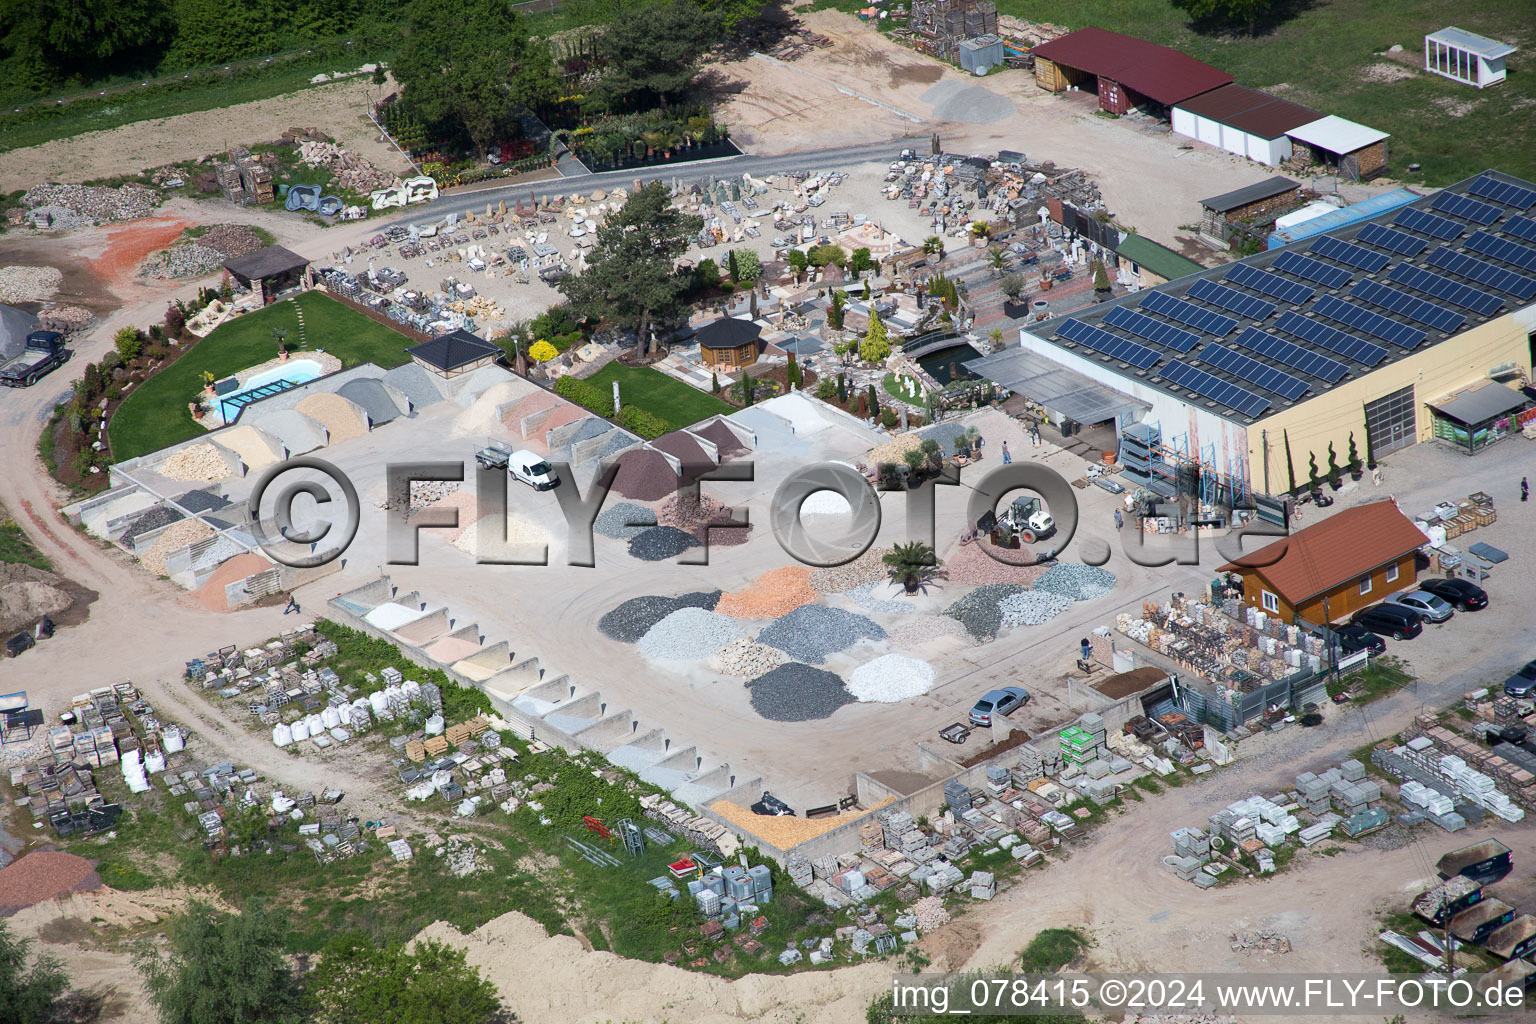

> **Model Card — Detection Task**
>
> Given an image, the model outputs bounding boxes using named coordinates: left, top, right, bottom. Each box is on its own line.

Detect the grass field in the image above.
left=0, top=522, right=52, bottom=571
left=108, top=292, right=415, bottom=461
left=585, top=362, right=735, bottom=431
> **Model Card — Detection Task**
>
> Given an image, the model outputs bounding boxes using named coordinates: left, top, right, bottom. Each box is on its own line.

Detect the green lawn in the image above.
left=108, top=292, right=416, bottom=461
left=584, top=362, right=734, bottom=431
left=0, top=522, right=51, bottom=571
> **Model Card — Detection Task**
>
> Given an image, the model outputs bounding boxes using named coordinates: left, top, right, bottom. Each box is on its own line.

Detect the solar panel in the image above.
left=1275, top=311, right=1390, bottom=366
left=1232, top=327, right=1349, bottom=383
left=1314, top=294, right=1428, bottom=349
left=1055, top=318, right=1161, bottom=369
left=1431, top=191, right=1503, bottom=225
left=1225, top=263, right=1315, bottom=305
left=1356, top=223, right=1426, bottom=257
left=1103, top=306, right=1200, bottom=352
left=1159, top=359, right=1270, bottom=418
left=1467, top=175, right=1536, bottom=211
left=1351, top=279, right=1466, bottom=333
left=1188, top=278, right=1277, bottom=320
left=1387, top=263, right=1504, bottom=316
left=1272, top=250, right=1352, bottom=289
left=1426, top=246, right=1536, bottom=301
left=1139, top=290, right=1239, bottom=336
left=1465, top=230, right=1536, bottom=271
left=1311, top=235, right=1391, bottom=273
left=1199, top=343, right=1310, bottom=401
left=1395, top=207, right=1464, bottom=241
left=1502, top=215, right=1536, bottom=245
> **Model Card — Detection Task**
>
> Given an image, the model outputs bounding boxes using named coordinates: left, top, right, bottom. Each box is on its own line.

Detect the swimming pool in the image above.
left=210, top=358, right=325, bottom=424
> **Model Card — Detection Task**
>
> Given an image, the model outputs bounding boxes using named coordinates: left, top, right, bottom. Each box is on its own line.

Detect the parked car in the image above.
left=1384, top=590, right=1455, bottom=623
left=1330, top=622, right=1386, bottom=658
left=1417, top=577, right=1488, bottom=611
left=1504, top=660, right=1536, bottom=699
left=968, top=686, right=1030, bottom=727
left=1351, top=604, right=1423, bottom=641
left=508, top=450, right=558, bottom=491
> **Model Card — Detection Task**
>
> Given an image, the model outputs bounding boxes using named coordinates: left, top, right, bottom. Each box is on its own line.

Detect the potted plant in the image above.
left=1326, top=441, right=1342, bottom=490
left=191, top=397, right=208, bottom=421
left=1347, top=432, right=1363, bottom=481
left=882, top=540, right=942, bottom=594
left=1307, top=452, right=1322, bottom=498
left=201, top=370, right=217, bottom=395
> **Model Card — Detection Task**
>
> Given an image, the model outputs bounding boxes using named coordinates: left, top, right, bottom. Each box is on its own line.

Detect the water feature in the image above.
left=917, top=342, right=982, bottom=387
left=207, top=358, right=325, bottom=425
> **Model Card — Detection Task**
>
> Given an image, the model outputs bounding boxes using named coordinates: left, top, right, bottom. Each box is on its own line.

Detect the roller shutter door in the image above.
left=1365, top=384, right=1417, bottom=456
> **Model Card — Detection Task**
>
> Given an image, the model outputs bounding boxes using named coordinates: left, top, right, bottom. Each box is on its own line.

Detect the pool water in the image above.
left=209, top=358, right=325, bottom=424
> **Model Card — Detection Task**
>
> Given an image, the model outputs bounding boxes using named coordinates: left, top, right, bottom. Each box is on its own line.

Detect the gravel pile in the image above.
left=637, top=607, right=739, bottom=660
left=943, top=538, right=1047, bottom=584
left=139, top=243, right=225, bottom=279
left=197, top=224, right=266, bottom=258
left=808, top=546, right=891, bottom=593
left=121, top=504, right=185, bottom=545
left=23, top=183, right=160, bottom=223
left=658, top=492, right=751, bottom=545
left=945, top=583, right=1028, bottom=641
left=845, top=581, right=918, bottom=615
left=912, top=895, right=950, bottom=930
left=0, top=265, right=63, bottom=304
left=611, top=449, right=680, bottom=500
left=159, top=443, right=230, bottom=482
left=847, top=654, right=935, bottom=702
left=38, top=305, right=93, bottom=333
left=748, top=664, right=853, bottom=721
left=757, top=605, right=885, bottom=663
left=627, top=526, right=700, bottom=561
left=716, top=566, right=818, bottom=619
left=139, top=519, right=216, bottom=576
left=451, top=516, right=549, bottom=559
left=0, top=851, right=99, bottom=913
left=997, top=590, right=1073, bottom=628
left=1035, top=562, right=1117, bottom=601
left=866, top=433, right=924, bottom=467
left=712, top=636, right=789, bottom=676
left=593, top=501, right=658, bottom=539
left=889, top=614, right=970, bottom=649
left=599, top=591, right=722, bottom=642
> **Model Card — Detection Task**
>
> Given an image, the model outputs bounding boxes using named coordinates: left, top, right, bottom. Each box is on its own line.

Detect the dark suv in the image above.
left=1351, top=603, right=1423, bottom=641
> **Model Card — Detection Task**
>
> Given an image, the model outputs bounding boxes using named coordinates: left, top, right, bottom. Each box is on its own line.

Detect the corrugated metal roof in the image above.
left=1267, top=188, right=1420, bottom=245
left=1426, top=27, right=1516, bottom=60
left=1427, top=381, right=1528, bottom=426
left=1177, top=84, right=1320, bottom=139
left=1200, top=177, right=1302, bottom=213
left=1286, top=115, right=1390, bottom=155
left=1113, top=233, right=1206, bottom=280
left=1030, top=27, right=1232, bottom=106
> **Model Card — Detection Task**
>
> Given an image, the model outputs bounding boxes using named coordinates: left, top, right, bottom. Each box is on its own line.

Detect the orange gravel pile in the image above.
left=0, top=851, right=99, bottom=913
left=715, top=566, right=819, bottom=619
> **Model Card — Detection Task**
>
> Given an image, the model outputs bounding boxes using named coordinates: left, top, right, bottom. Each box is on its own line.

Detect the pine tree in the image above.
left=859, top=311, right=891, bottom=362
left=867, top=383, right=879, bottom=418
left=711, top=371, right=720, bottom=394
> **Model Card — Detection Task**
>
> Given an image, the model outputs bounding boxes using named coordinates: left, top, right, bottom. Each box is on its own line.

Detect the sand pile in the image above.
left=452, top=516, right=550, bottom=559
left=501, top=392, right=562, bottom=434
left=715, top=566, right=819, bottom=619
left=295, top=393, right=369, bottom=441
left=139, top=519, right=215, bottom=576
left=0, top=563, right=77, bottom=634
left=194, top=552, right=273, bottom=611
left=455, top=379, right=532, bottom=435
left=158, top=442, right=229, bottom=482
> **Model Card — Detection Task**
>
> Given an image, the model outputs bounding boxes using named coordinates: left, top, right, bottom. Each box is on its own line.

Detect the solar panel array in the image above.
left=1395, top=207, right=1464, bottom=240
left=1387, top=263, right=1504, bottom=316
left=1356, top=223, right=1426, bottom=257
left=1466, top=230, right=1536, bottom=271
left=1139, top=290, right=1239, bottom=336
left=1312, top=235, right=1391, bottom=273
left=1188, top=278, right=1277, bottom=320
left=1232, top=327, right=1349, bottom=383
left=1275, top=311, right=1389, bottom=366
left=1426, top=246, right=1536, bottom=300
left=1314, top=294, right=1429, bottom=348
left=1225, top=263, right=1315, bottom=305
left=1102, top=305, right=1200, bottom=352
left=1272, top=250, right=1352, bottom=288
left=1506, top=216, right=1536, bottom=244
left=1199, top=343, right=1310, bottom=401
left=1351, top=279, right=1466, bottom=332
left=1056, top=318, right=1161, bottom=369
left=1159, top=359, right=1270, bottom=418
left=1467, top=175, right=1536, bottom=210
left=1432, top=190, right=1503, bottom=225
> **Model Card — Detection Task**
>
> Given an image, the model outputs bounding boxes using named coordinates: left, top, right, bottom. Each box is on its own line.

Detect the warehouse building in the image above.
left=1172, top=85, right=1321, bottom=167
left=1030, top=27, right=1231, bottom=117
left=968, top=170, right=1536, bottom=511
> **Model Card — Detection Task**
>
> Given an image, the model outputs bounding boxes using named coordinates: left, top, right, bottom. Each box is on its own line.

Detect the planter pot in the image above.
left=1350, top=469, right=1363, bottom=481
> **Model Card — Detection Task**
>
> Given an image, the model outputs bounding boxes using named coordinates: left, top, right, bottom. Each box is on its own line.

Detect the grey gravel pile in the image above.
left=944, top=583, right=1028, bottom=641
left=599, top=591, right=722, bottom=642
left=637, top=608, right=739, bottom=660
left=138, top=243, right=226, bottom=279
left=627, top=526, right=700, bottom=561
left=1034, top=562, right=1118, bottom=602
left=674, top=590, right=723, bottom=612
left=594, top=501, right=658, bottom=539
left=23, top=183, right=160, bottom=223
left=807, top=546, right=891, bottom=593
left=845, top=581, right=917, bottom=615
left=997, top=590, right=1073, bottom=628
left=757, top=605, right=885, bottom=664
left=121, top=505, right=185, bottom=545
left=916, top=421, right=969, bottom=451
left=748, top=664, right=853, bottom=721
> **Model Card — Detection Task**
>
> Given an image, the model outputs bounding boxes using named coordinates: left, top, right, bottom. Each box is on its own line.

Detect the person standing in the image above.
left=1001, top=441, right=1012, bottom=464
left=1523, top=477, right=1529, bottom=502
left=1114, top=508, right=1123, bottom=531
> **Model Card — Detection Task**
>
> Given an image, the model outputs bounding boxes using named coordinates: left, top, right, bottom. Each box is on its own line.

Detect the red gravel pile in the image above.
left=658, top=492, right=753, bottom=545
left=0, top=851, right=100, bottom=914
left=693, top=420, right=750, bottom=459
left=611, top=448, right=682, bottom=501
left=942, top=539, right=1047, bottom=585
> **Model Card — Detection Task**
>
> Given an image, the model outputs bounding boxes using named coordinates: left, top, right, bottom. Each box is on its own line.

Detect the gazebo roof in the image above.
left=695, top=317, right=762, bottom=350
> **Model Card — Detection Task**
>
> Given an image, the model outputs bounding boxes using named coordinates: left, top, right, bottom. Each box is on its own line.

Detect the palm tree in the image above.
left=883, top=541, right=942, bottom=594
left=986, top=246, right=1007, bottom=275
left=922, top=235, right=944, bottom=258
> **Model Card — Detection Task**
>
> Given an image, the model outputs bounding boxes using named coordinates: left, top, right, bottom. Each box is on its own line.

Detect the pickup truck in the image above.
left=0, top=331, right=69, bottom=388
left=474, top=440, right=558, bottom=490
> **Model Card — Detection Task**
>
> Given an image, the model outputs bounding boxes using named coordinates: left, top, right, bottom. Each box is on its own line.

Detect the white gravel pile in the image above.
left=847, top=654, right=935, bottom=703
left=711, top=637, right=788, bottom=677
left=158, top=443, right=230, bottom=483
left=846, top=581, right=918, bottom=615
left=0, top=266, right=63, bottom=304
left=913, top=895, right=950, bottom=930
left=23, top=183, right=160, bottom=223
left=997, top=590, right=1073, bottom=628
left=889, top=614, right=970, bottom=649
left=637, top=608, right=739, bottom=660
left=807, top=546, right=892, bottom=593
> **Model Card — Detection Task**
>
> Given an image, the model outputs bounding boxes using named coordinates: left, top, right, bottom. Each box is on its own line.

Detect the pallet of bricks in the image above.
left=637, top=793, right=736, bottom=857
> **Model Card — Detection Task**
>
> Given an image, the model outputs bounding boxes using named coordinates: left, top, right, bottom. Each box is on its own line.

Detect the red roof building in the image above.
left=1031, top=27, right=1232, bottom=115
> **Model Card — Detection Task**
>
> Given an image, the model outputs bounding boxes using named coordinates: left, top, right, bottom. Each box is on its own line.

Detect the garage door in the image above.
left=1365, top=384, right=1416, bottom=456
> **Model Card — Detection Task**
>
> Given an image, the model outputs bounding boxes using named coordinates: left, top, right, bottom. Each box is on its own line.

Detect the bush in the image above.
left=528, top=340, right=559, bottom=362
left=694, top=258, right=721, bottom=291
left=618, top=405, right=669, bottom=439
left=553, top=375, right=609, bottom=413
left=816, top=377, right=837, bottom=400
left=880, top=407, right=898, bottom=429
left=727, top=248, right=760, bottom=284
left=808, top=243, right=846, bottom=269
left=113, top=327, right=143, bottom=363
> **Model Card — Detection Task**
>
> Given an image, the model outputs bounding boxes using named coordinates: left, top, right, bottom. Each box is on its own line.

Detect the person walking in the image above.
left=283, top=594, right=301, bottom=615
left=1114, top=508, right=1123, bottom=531
left=1001, top=441, right=1012, bottom=464
left=1523, top=477, right=1529, bottom=502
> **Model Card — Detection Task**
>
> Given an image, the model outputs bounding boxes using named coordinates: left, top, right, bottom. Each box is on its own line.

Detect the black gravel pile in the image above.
left=748, top=663, right=853, bottom=721
left=594, top=501, right=658, bottom=540
left=628, top=526, right=700, bottom=561
left=756, top=605, right=886, bottom=664
left=945, top=583, right=1028, bottom=641
left=674, top=590, right=723, bottom=611
left=121, top=505, right=185, bottom=545
left=598, top=590, right=723, bottom=642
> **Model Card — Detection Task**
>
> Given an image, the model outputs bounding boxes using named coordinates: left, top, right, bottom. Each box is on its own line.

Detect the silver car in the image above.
left=1385, top=590, right=1455, bottom=623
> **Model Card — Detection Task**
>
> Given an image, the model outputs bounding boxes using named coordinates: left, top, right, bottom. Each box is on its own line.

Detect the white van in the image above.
left=507, top=450, right=558, bottom=491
